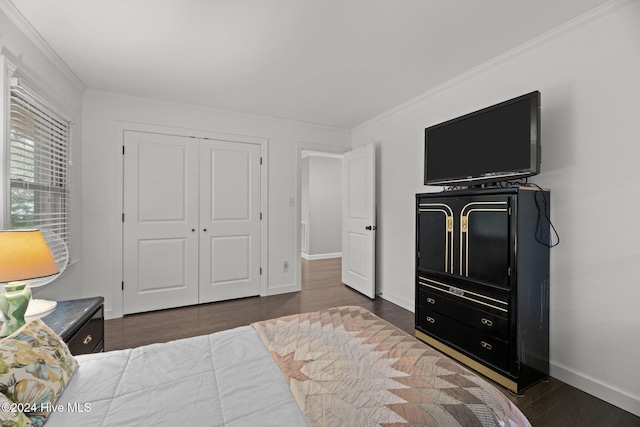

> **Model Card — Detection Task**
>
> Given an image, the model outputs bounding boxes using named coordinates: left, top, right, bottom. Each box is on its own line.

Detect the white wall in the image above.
left=351, top=0, right=640, bottom=416
left=81, top=90, right=350, bottom=319
left=308, top=155, right=342, bottom=257
left=0, top=6, right=84, bottom=301
left=302, top=154, right=342, bottom=259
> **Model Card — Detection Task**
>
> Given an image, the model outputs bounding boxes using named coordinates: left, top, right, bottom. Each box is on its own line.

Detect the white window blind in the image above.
left=9, top=77, right=73, bottom=253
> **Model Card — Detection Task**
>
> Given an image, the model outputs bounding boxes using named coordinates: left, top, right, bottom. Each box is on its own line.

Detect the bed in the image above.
left=0, top=306, right=530, bottom=426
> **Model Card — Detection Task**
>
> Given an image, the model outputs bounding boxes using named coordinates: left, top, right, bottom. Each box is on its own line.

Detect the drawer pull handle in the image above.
left=481, top=318, right=493, bottom=327
left=481, top=341, right=492, bottom=350
left=83, top=335, right=93, bottom=345
left=426, top=316, right=435, bottom=324
left=426, top=298, right=436, bottom=304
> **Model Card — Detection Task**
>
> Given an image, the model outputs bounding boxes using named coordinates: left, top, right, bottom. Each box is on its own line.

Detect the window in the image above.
left=8, top=77, right=73, bottom=251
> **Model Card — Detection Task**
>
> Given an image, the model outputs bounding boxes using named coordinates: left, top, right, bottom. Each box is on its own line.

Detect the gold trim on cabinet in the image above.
left=415, top=330, right=518, bottom=393
left=418, top=281, right=508, bottom=313
left=419, top=202, right=454, bottom=212
left=446, top=216, right=454, bottom=232
left=418, top=276, right=508, bottom=307
left=460, top=200, right=508, bottom=213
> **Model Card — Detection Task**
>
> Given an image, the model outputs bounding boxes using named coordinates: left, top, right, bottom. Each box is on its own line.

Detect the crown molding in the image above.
left=0, top=0, right=85, bottom=92
left=87, top=88, right=351, bottom=134
left=352, top=0, right=637, bottom=132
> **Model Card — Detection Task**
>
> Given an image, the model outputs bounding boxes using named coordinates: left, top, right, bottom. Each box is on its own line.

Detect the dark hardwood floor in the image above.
left=105, top=258, right=639, bottom=427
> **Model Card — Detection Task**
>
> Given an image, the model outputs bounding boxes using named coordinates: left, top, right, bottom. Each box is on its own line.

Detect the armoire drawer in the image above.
left=417, top=286, right=509, bottom=340
left=416, top=307, right=509, bottom=372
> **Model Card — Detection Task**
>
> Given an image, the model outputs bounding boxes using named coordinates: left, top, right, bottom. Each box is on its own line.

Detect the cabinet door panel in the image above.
left=460, top=198, right=511, bottom=287
left=417, top=200, right=454, bottom=274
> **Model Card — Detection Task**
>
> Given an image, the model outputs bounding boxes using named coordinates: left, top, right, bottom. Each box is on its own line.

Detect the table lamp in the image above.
left=0, top=229, right=59, bottom=337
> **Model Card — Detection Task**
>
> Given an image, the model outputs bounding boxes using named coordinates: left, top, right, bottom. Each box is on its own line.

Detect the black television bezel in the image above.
left=424, top=91, right=541, bottom=186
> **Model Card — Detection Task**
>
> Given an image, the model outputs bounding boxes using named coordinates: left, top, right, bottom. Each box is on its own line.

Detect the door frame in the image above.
left=294, top=142, right=349, bottom=291
left=111, top=121, right=268, bottom=318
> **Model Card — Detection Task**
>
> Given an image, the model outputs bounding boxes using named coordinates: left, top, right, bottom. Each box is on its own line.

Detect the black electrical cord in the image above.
left=521, top=181, right=560, bottom=248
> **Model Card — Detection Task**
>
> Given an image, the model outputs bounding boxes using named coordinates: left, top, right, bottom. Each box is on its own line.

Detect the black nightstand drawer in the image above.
left=67, top=307, right=104, bottom=355
left=41, top=297, right=105, bottom=355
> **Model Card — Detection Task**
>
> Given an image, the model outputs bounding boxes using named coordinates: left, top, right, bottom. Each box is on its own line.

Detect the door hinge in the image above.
left=417, top=251, right=420, bottom=258
left=508, top=266, right=512, bottom=277
left=260, top=157, right=263, bottom=165
left=260, top=267, right=262, bottom=275
left=508, top=206, right=512, bottom=215
left=122, top=146, right=125, bottom=155
left=122, top=281, right=124, bottom=290
left=122, top=213, right=125, bottom=222
left=260, top=212, right=263, bottom=220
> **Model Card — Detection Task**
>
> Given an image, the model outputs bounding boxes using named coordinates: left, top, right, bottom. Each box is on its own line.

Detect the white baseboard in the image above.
left=301, top=252, right=342, bottom=261
left=378, top=291, right=414, bottom=313
left=264, top=283, right=300, bottom=296
left=103, top=307, right=117, bottom=320
left=551, top=361, right=640, bottom=417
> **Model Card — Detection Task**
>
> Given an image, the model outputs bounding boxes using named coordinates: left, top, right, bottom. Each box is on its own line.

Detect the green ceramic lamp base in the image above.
left=0, top=281, right=32, bottom=337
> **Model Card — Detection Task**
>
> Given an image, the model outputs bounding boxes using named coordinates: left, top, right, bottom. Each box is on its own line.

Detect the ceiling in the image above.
left=7, top=0, right=610, bottom=129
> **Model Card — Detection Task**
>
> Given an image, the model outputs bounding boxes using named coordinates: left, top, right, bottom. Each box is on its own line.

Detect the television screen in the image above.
left=424, top=91, right=540, bottom=186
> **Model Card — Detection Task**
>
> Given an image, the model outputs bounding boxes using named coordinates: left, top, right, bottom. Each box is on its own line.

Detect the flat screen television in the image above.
left=424, top=91, right=540, bottom=186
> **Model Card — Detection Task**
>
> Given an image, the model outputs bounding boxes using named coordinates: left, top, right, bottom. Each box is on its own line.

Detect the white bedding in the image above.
left=47, top=326, right=306, bottom=426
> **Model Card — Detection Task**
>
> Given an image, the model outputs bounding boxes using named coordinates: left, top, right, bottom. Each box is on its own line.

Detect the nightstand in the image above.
left=41, top=296, right=105, bottom=355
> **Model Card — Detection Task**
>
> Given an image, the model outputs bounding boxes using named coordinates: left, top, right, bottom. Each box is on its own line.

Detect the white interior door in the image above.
left=123, top=131, right=199, bottom=314
left=199, top=140, right=261, bottom=303
left=342, top=143, right=376, bottom=298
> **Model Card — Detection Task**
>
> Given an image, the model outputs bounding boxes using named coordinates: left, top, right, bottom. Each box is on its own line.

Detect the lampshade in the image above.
left=0, top=229, right=60, bottom=282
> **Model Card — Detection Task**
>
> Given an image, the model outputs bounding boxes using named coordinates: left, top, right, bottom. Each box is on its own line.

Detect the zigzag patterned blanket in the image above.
left=251, top=306, right=530, bottom=427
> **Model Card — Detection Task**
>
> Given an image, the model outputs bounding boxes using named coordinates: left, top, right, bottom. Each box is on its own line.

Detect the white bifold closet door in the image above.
left=123, top=131, right=261, bottom=314
left=198, top=139, right=261, bottom=304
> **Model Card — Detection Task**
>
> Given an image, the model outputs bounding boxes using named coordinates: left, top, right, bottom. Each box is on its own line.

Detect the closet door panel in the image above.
left=123, top=131, right=199, bottom=314
left=199, top=140, right=261, bottom=303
